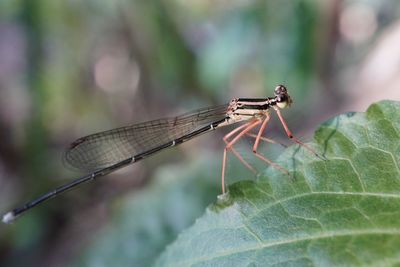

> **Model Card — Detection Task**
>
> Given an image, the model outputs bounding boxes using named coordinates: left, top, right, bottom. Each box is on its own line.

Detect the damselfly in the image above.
left=2, top=85, right=319, bottom=223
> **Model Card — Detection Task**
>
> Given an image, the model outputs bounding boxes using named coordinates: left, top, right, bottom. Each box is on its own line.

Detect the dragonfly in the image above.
left=2, top=85, right=319, bottom=224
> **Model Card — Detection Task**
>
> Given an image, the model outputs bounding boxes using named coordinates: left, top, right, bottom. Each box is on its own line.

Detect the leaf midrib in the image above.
left=170, top=228, right=400, bottom=267
left=243, top=191, right=400, bottom=221
left=166, top=190, right=400, bottom=267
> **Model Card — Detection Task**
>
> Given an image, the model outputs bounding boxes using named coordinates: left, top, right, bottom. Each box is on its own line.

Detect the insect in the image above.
left=2, top=85, right=319, bottom=223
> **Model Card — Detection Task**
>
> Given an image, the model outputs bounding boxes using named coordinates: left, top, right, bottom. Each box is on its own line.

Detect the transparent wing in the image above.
left=63, top=104, right=229, bottom=171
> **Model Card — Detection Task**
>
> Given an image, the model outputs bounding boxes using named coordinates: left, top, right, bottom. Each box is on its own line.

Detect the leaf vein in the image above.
left=173, top=228, right=400, bottom=267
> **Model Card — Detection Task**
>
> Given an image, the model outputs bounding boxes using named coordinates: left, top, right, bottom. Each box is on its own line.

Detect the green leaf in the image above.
left=155, top=100, right=400, bottom=267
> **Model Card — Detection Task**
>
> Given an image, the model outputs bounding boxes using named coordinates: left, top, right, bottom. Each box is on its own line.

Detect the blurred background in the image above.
left=0, top=0, right=400, bottom=266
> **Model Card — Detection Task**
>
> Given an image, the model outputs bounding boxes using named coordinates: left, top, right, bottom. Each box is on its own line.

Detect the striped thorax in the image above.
left=224, top=85, right=292, bottom=126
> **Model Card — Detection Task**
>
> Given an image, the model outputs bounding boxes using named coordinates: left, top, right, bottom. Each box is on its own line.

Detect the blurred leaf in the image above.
left=155, top=100, right=400, bottom=267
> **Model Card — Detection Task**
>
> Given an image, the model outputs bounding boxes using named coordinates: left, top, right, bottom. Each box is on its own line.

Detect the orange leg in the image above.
left=223, top=123, right=258, bottom=174
left=221, top=120, right=261, bottom=193
left=246, top=133, right=287, bottom=148
left=222, top=121, right=286, bottom=173
left=253, top=113, right=270, bottom=152
left=274, top=108, right=324, bottom=160
left=251, top=114, right=290, bottom=176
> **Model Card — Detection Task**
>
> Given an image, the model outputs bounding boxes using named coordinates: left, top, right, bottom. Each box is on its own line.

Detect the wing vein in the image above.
left=64, top=104, right=229, bottom=171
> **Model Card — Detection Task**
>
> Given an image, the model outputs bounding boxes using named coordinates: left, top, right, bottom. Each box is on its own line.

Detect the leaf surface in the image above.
left=155, top=100, right=400, bottom=267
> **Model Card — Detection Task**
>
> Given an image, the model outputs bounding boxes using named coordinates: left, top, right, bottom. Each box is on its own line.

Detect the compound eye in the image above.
left=274, top=85, right=287, bottom=95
